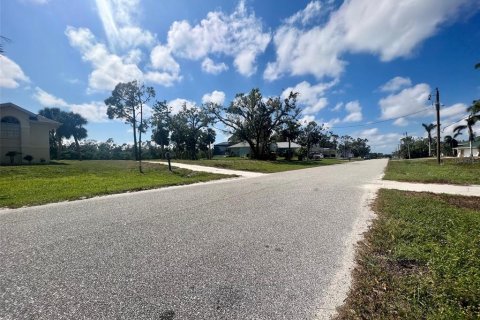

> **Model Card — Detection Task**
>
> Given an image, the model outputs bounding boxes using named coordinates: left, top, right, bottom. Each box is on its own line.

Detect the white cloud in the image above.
left=355, top=127, right=403, bottom=153
left=282, top=80, right=337, bottom=115
left=166, top=0, right=270, bottom=76
left=380, top=76, right=412, bottom=92
left=33, top=87, right=69, bottom=107
left=146, top=44, right=182, bottom=86
left=65, top=26, right=144, bottom=92
left=299, top=115, right=316, bottom=124
left=94, top=0, right=155, bottom=51
left=379, top=83, right=432, bottom=122
left=202, top=90, right=226, bottom=105
left=285, top=1, right=322, bottom=25
left=201, top=57, right=229, bottom=75
left=265, top=0, right=474, bottom=81
left=332, top=102, right=343, bottom=112
left=33, top=87, right=108, bottom=122
left=393, top=118, right=409, bottom=126
left=343, top=100, right=362, bottom=122
left=0, top=56, right=30, bottom=88
left=168, top=98, right=197, bottom=114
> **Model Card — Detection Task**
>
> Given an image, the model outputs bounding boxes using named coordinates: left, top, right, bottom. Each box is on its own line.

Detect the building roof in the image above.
left=454, top=140, right=480, bottom=149
left=1, top=102, right=61, bottom=127
left=214, top=141, right=233, bottom=147
left=275, top=141, right=301, bottom=149
left=229, top=141, right=251, bottom=148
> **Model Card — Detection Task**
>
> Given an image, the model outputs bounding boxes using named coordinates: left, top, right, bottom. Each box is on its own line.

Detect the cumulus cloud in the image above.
left=202, top=90, right=226, bottom=105
left=379, top=83, right=432, bottom=122
left=265, top=0, right=474, bottom=81
left=0, top=56, right=30, bottom=88
left=168, top=98, right=197, bottom=114
left=282, top=80, right=337, bottom=115
left=65, top=26, right=144, bottom=92
left=95, top=0, right=155, bottom=51
left=166, top=0, right=270, bottom=76
left=146, top=44, right=182, bottom=86
left=380, top=76, right=412, bottom=92
left=33, top=87, right=108, bottom=122
left=285, top=0, right=323, bottom=25
left=343, top=100, right=362, bottom=122
left=201, top=58, right=229, bottom=74
left=355, top=127, right=403, bottom=153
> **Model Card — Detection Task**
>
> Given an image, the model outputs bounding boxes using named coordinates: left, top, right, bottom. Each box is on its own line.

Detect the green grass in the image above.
left=336, top=189, right=480, bottom=319
left=0, top=160, right=231, bottom=208
left=384, top=158, right=480, bottom=185
left=172, top=157, right=343, bottom=173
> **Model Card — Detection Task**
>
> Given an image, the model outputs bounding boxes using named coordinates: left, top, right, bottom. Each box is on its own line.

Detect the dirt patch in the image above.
left=401, top=191, right=480, bottom=211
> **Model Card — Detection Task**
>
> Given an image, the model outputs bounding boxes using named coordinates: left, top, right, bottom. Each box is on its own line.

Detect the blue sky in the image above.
left=1, top=0, right=479, bottom=153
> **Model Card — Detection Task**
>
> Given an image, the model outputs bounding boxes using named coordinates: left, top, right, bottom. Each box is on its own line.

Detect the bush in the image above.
left=23, top=155, right=34, bottom=164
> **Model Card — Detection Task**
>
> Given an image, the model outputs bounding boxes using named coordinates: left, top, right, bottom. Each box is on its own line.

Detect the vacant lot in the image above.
left=336, top=189, right=480, bottom=319
left=0, top=161, right=230, bottom=208
left=384, top=159, right=480, bottom=185
left=174, top=157, right=343, bottom=173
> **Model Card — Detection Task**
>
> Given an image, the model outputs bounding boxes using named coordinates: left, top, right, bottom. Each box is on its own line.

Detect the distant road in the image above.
left=0, top=159, right=388, bottom=319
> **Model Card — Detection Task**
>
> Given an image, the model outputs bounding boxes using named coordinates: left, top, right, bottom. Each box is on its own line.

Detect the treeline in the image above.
left=42, top=81, right=372, bottom=164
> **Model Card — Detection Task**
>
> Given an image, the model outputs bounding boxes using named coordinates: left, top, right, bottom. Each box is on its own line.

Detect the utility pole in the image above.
left=435, top=88, right=441, bottom=164
left=405, top=132, right=411, bottom=159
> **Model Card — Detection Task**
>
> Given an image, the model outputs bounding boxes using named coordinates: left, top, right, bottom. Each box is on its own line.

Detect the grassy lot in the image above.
left=0, top=160, right=231, bottom=208
left=172, top=157, right=343, bottom=173
left=384, top=158, right=480, bottom=185
left=336, top=189, right=480, bottom=319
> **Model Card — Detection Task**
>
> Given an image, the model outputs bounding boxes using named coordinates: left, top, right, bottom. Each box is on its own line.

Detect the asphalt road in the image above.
left=1, top=159, right=388, bottom=319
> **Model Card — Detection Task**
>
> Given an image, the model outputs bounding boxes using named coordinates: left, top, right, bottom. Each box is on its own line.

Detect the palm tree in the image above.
left=422, top=123, right=437, bottom=157
left=453, top=113, right=480, bottom=159
left=64, top=112, right=88, bottom=160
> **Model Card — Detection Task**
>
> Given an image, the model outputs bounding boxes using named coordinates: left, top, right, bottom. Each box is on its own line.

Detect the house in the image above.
left=213, top=141, right=233, bottom=156
left=271, top=141, right=301, bottom=156
left=1, top=102, right=61, bottom=164
left=227, top=141, right=251, bottom=157
left=309, top=146, right=337, bottom=158
left=454, top=139, right=480, bottom=158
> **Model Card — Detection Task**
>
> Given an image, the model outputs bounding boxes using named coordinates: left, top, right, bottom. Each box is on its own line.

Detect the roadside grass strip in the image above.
left=0, top=160, right=232, bottom=208
left=384, top=159, right=480, bottom=185
left=336, top=189, right=480, bottom=319
left=175, top=157, right=343, bottom=173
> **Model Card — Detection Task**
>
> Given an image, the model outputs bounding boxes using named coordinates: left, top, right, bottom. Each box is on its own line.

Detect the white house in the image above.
left=454, top=140, right=480, bottom=158
left=1, top=103, right=60, bottom=164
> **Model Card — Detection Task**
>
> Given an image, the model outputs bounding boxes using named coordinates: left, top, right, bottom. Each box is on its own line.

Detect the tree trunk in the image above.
left=57, top=133, right=62, bottom=160
left=132, top=109, right=138, bottom=161
left=74, top=136, right=81, bottom=160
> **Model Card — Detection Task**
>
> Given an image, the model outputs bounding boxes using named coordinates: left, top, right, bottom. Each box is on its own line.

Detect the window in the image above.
left=1, top=116, right=21, bottom=138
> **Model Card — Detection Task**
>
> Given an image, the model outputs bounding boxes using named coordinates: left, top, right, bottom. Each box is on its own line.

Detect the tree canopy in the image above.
left=207, top=88, right=301, bottom=159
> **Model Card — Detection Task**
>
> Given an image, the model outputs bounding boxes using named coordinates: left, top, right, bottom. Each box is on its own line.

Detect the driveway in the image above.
left=0, top=159, right=388, bottom=319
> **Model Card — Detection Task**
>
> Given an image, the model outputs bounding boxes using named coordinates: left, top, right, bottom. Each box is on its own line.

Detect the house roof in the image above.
left=214, top=141, right=233, bottom=147
left=1, top=102, right=61, bottom=127
left=275, top=141, right=301, bottom=149
left=229, top=141, right=251, bottom=148
left=454, top=140, right=480, bottom=149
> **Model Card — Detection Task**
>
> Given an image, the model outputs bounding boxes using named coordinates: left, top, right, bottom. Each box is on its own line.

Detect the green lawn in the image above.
left=384, top=158, right=480, bottom=185
left=172, top=157, right=343, bottom=173
left=0, top=160, right=231, bottom=208
left=336, top=189, right=480, bottom=319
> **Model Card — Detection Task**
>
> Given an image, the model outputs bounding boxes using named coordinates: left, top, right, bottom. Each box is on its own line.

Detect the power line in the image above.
left=326, top=106, right=432, bottom=129
left=441, top=114, right=470, bottom=132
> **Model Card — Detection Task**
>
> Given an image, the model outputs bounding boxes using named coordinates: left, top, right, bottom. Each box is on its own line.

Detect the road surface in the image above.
left=0, top=159, right=387, bottom=319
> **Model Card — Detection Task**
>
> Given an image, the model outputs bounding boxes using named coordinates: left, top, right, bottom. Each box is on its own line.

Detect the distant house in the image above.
left=213, top=141, right=233, bottom=156
left=454, top=140, right=480, bottom=158
left=310, top=146, right=337, bottom=158
left=272, top=141, right=301, bottom=156
left=1, top=102, right=60, bottom=164
left=227, top=141, right=251, bottom=157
